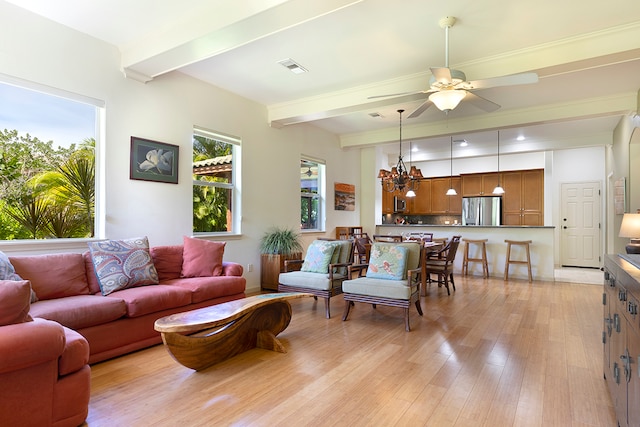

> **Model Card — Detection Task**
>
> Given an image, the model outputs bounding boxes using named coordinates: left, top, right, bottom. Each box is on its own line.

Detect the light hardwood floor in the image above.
left=85, top=275, right=615, bottom=427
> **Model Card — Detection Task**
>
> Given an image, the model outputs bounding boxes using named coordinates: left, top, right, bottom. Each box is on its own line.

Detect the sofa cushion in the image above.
left=343, top=276, right=414, bottom=300
left=29, top=295, right=127, bottom=330
left=107, top=285, right=192, bottom=317
left=162, top=276, right=246, bottom=303
left=366, top=244, right=408, bottom=280
left=10, top=253, right=90, bottom=300
left=181, top=237, right=225, bottom=277
left=0, top=280, right=33, bottom=325
left=58, top=327, right=90, bottom=376
left=88, top=236, right=159, bottom=296
left=150, top=245, right=184, bottom=281
left=301, top=240, right=339, bottom=273
left=83, top=251, right=102, bottom=294
left=278, top=271, right=336, bottom=291
left=0, top=251, right=37, bottom=303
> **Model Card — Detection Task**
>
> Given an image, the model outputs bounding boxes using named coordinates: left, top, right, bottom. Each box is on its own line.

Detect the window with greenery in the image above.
left=0, top=79, right=99, bottom=240
left=300, top=158, right=325, bottom=231
left=192, top=128, right=240, bottom=234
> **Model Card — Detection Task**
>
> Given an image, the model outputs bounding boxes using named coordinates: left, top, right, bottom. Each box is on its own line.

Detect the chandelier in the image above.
left=378, top=109, right=423, bottom=195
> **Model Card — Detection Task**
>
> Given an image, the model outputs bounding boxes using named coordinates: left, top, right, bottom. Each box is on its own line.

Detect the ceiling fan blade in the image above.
left=463, top=91, right=501, bottom=112
left=430, top=67, right=452, bottom=84
left=407, top=99, right=433, bottom=118
left=465, top=72, right=538, bottom=90
left=367, top=91, right=426, bottom=99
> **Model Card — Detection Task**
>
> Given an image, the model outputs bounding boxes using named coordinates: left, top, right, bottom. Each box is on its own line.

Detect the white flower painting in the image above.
left=130, top=137, right=179, bottom=184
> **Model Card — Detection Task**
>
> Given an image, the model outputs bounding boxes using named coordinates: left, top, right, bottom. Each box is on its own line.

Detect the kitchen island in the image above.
left=377, top=224, right=555, bottom=281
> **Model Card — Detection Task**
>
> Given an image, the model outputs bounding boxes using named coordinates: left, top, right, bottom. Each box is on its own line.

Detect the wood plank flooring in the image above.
left=85, top=275, right=616, bottom=427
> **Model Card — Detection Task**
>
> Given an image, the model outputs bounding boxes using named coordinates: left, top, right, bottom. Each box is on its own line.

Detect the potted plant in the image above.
left=260, top=227, right=303, bottom=291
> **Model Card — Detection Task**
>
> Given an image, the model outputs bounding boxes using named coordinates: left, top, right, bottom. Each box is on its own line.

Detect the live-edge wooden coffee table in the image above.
left=154, top=292, right=312, bottom=371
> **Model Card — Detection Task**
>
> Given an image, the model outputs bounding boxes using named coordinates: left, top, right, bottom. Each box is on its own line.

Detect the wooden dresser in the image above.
left=603, top=254, right=640, bottom=426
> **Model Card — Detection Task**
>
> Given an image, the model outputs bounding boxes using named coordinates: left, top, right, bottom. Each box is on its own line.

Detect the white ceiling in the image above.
left=7, top=0, right=640, bottom=162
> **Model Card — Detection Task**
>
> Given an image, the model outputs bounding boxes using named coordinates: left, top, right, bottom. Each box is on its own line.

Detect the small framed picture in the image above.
left=130, top=137, right=179, bottom=184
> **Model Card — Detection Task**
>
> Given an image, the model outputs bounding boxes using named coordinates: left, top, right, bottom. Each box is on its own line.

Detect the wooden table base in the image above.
left=154, top=293, right=312, bottom=371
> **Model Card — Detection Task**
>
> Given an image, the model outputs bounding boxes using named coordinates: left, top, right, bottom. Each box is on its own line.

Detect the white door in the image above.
left=561, top=182, right=601, bottom=268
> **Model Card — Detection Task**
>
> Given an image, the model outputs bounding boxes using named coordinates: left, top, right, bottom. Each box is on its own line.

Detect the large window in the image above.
left=192, top=128, right=240, bottom=234
left=0, top=77, right=101, bottom=240
left=300, top=158, right=325, bottom=231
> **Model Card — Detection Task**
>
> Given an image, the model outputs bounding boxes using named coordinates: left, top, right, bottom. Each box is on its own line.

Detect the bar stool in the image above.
left=462, top=239, right=489, bottom=278
left=504, top=240, right=533, bottom=282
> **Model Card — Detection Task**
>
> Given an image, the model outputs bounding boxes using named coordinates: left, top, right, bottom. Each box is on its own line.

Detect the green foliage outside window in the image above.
left=192, top=134, right=232, bottom=233
left=0, top=130, right=95, bottom=239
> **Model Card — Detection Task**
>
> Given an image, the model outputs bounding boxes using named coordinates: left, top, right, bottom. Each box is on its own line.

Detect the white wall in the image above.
left=0, top=2, right=361, bottom=292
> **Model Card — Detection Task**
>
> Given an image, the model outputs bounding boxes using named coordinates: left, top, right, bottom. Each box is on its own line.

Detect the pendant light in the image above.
left=405, top=140, right=417, bottom=197
left=493, top=130, right=505, bottom=195
left=446, top=136, right=457, bottom=195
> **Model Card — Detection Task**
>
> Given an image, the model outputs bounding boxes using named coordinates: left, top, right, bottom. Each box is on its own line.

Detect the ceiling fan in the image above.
left=368, top=16, right=538, bottom=118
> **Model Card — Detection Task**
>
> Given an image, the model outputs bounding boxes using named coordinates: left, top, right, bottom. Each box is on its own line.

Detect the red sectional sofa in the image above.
left=14, top=244, right=246, bottom=364
left=0, top=241, right=246, bottom=427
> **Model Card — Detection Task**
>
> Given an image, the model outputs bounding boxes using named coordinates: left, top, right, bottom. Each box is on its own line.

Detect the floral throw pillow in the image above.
left=301, top=240, right=339, bottom=274
left=88, top=236, right=159, bottom=296
left=366, top=244, right=408, bottom=280
left=0, top=251, right=37, bottom=302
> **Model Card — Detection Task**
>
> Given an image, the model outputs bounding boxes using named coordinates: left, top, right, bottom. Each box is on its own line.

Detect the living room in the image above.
left=1, top=1, right=640, bottom=426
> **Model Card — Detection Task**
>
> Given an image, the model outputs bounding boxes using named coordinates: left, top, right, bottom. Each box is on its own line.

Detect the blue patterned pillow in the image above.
left=301, top=240, right=339, bottom=273
left=0, top=251, right=37, bottom=302
left=87, top=236, right=159, bottom=296
left=366, top=244, right=408, bottom=280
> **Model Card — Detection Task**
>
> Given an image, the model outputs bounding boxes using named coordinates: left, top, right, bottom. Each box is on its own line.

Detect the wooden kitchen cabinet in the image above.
left=603, top=257, right=640, bottom=427
left=381, top=187, right=395, bottom=214
left=461, top=172, right=500, bottom=196
left=502, top=169, right=543, bottom=226
left=430, top=177, right=461, bottom=214
left=407, top=179, right=431, bottom=214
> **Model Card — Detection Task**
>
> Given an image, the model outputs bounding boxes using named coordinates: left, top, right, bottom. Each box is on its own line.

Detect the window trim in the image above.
left=0, top=73, right=104, bottom=242
left=300, top=156, right=326, bottom=233
left=192, top=126, right=242, bottom=236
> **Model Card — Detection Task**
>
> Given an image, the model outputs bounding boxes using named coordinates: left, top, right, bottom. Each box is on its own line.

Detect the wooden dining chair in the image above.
left=424, top=235, right=461, bottom=295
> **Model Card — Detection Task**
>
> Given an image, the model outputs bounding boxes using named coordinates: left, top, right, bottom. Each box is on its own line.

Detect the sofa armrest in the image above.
left=0, top=318, right=65, bottom=375
left=222, top=261, right=244, bottom=277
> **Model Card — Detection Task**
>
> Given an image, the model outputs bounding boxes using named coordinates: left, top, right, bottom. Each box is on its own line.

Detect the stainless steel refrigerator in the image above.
left=462, top=196, right=502, bottom=226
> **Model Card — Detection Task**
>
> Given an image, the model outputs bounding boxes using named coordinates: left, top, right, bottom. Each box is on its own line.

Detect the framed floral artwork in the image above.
left=130, top=137, right=179, bottom=184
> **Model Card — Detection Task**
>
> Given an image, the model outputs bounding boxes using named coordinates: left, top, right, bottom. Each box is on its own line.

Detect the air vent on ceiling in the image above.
left=277, top=58, right=308, bottom=74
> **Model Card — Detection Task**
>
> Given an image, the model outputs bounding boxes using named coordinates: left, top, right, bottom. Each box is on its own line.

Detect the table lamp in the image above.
left=619, top=212, right=640, bottom=254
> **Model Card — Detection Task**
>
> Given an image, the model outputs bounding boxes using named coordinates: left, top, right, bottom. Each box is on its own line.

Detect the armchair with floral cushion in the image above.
left=278, top=239, right=354, bottom=318
left=342, top=242, right=423, bottom=331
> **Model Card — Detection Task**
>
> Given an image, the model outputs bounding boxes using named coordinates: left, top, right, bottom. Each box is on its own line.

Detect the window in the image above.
left=300, top=158, right=325, bottom=231
left=192, top=128, right=241, bottom=234
left=0, top=77, right=101, bottom=240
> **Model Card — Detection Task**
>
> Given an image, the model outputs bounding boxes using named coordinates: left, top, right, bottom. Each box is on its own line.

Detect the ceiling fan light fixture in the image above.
left=429, top=90, right=466, bottom=112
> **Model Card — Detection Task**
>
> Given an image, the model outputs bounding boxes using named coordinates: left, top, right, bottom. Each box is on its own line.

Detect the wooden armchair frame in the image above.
left=342, top=242, right=423, bottom=331
left=278, top=239, right=355, bottom=318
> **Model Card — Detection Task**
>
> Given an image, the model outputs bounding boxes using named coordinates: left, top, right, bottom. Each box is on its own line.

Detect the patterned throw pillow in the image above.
left=87, top=236, right=159, bottom=296
left=0, top=251, right=37, bottom=302
left=366, top=244, right=408, bottom=280
left=301, top=240, right=339, bottom=273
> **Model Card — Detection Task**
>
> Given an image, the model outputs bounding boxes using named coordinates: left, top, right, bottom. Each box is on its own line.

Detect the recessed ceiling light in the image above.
left=277, top=58, right=308, bottom=74
left=368, top=112, right=384, bottom=118
left=454, top=139, right=468, bottom=147
left=517, top=135, right=525, bottom=141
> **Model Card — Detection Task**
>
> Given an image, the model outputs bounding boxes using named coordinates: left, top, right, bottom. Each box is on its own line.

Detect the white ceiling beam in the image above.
left=268, top=22, right=640, bottom=127
left=121, top=0, right=364, bottom=82
left=339, top=92, right=638, bottom=148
